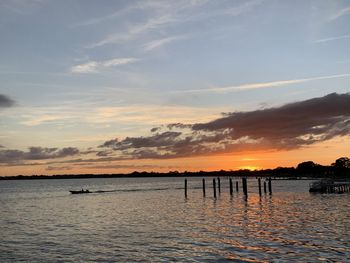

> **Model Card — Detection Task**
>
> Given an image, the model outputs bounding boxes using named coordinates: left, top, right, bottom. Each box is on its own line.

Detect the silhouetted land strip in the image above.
left=1, top=157, right=349, bottom=180
left=0, top=171, right=289, bottom=180
left=1, top=168, right=349, bottom=180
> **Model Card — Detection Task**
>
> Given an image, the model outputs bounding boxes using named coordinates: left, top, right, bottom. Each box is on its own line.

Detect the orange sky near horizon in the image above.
left=1, top=136, right=348, bottom=176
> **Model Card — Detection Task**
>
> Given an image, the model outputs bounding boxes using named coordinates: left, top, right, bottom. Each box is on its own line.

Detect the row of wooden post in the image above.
left=184, top=177, right=272, bottom=198
left=325, top=183, right=350, bottom=194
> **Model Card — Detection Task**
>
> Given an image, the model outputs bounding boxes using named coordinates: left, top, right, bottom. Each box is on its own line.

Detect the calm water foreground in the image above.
left=0, top=177, right=349, bottom=262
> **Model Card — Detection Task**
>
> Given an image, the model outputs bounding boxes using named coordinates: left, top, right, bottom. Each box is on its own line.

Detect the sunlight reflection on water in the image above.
left=0, top=178, right=349, bottom=262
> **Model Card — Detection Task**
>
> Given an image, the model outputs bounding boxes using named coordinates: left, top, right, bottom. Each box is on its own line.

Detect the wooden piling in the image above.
left=236, top=181, right=239, bottom=192
left=258, top=178, right=262, bottom=196
left=229, top=178, right=233, bottom=195
left=213, top=178, right=217, bottom=198
left=264, top=181, right=267, bottom=194
left=202, top=178, right=206, bottom=197
left=184, top=179, right=188, bottom=198
left=268, top=178, right=272, bottom=195
left=217, top=177, right=221, bottom=193
left=242, top=178, right=248, bottom=196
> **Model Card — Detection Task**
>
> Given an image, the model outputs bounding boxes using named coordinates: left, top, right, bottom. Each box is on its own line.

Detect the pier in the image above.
left=309, top=180, right=350, bottom=194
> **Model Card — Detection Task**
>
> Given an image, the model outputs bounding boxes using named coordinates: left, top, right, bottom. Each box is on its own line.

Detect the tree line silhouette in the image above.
left=1, top=157, right=349, bottom=180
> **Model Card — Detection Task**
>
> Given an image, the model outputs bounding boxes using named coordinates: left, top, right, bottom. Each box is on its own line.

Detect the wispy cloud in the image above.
left=46, top=165, right=72, bottom=171
left=71, top=58, right=138, bottom=74
left=86, top=105, right=222, bottom=125
left=143, top=35, right=187, bottom=51
left=84, top=164, right=164, bottom=170
left=328, top=6, right=350, bottom=21
left=72, top=7, right=132, bottom=28
left=314, top=34, right=350, bottom=43
left=73, top=1, right=178, bottom=28
left=18, top=104, right=223, bottom=130
left=88, top=15, right=176, bottom=48
left=21, top=114, right=67, bottom=126
left=71, top=61, right=99, bottom=74
left=102, top=58, right=138, bottom=67
left=174, top=0, right=264, bottom=24
left=181, top=73, right=350, bottom=94
left=87, top=0, right=262, bottom=48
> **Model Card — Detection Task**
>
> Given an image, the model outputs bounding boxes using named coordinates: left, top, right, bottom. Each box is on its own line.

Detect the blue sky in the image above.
left=0, top=0, right=350, bottom=175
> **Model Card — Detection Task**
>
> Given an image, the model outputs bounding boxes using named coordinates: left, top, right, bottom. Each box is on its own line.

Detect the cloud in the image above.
left=99, top=93, right=350, bottom=159
left=46, top=165, right=72, bottom=171
left=71, top=61, right=99, bottom=74
left=167, top=123, right=193, bottom=129
left=71, top=58, right=138, bottom=74
left=314, top=34, right=350, bottom=43
left=89, top=14, right=177, bottom=48
left=328, top=6, right=350, bottom=21
left=73, top=0, right=184, bottom=28
left=181, top=73, right=350, bottom=94
left=88, top=0, right=262, bottom=48
left=0, top=146, right=80, bottom=164
left=18, top=103, right=221, bottom=133
left=5, top=93, right=349, bottom=167
left=99, top=131, right=182, bottom=150
left=0, top=94, right=15, bottom=108
left=143, top=35, right=187, bottom=51
left=47, top=156, right=131, bottom=165
left=72, top=5, right=135, bottom=27
left=150, top=127, right=161, bottom=133
left=21, top=114, right=66, bottom=126
left=102, top=58, right=138, bottom=67
left=99, top=138, right=119, bottom=148
left=85, top=105, right=221, bottom=126
left=192, top=93, right=350, bottom=145
left=84, top=164, right=164, bottom=170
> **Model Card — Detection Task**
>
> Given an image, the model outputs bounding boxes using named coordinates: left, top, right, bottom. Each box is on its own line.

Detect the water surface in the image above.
left=1, top=177, right=349, bottom=262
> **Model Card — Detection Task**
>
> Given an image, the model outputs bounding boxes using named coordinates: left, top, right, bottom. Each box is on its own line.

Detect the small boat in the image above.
left=309, top=179, right=333, bottom=193
left=70, top=189, right=91, bottom=194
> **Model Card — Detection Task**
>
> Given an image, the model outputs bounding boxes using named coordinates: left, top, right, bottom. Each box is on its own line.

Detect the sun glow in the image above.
left=239, top=166, right=260, bottom=171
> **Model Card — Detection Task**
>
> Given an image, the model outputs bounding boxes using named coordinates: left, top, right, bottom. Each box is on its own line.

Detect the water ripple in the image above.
left=0, top=178, right=349, bottom=262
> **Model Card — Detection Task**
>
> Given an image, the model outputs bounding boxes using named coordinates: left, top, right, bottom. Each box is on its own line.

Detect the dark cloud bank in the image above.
left=1, top=93, right=349, bottom=166
left=0, top=94, right=15, bottom=108
left=0, top=147, right=80, bottom=164
left=99, top=93, right=350, bottom=159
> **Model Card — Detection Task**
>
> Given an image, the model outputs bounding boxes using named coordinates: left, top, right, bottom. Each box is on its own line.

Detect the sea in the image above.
left=0, top=177, right=349, bottom=262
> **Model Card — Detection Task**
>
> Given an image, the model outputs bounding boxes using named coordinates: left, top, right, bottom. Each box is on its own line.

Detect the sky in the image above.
left=0, top=0, right=350, bottom=176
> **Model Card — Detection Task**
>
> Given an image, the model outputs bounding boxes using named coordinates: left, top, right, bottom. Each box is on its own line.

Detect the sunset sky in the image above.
left=1, top=0, right=350, bottom=176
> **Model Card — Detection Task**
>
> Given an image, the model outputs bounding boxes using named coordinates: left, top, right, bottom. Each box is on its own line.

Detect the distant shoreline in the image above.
left=0, top=170, right=343, bottom=181
left=2, top=158, right=349, bottom=180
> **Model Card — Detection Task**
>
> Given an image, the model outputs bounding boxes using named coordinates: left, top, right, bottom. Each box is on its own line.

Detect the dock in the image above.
left=309, top=180, right=350, bottom=194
